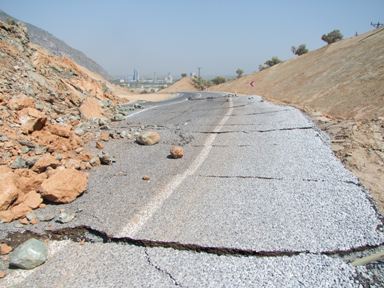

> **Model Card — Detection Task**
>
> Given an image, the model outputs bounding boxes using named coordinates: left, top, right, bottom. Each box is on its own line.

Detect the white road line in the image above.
left=127, top=97, right=187, bottom=118
left=117, top=98, right=234, bottom=237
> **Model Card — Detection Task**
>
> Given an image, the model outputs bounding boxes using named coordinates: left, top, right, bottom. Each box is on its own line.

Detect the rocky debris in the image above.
left=169, top=146, right=184, bottom=159
left=95, top=141, right=104, bottom=149
left=99, top=131, right=110, bottom=142
left=0, top=20, right=133, bottom=222
left=9, top=238, right=48, bottom=270
left=0, top=259, right=6, bottom=278
left=39, top=168, right=88, bottom=203
left=136, top=131, right=161, bottom=145
left=142, top=175, right=150, bottom=181
left=56, top=209, right=76, bottom=223
left=98, top=152, right=113, bottom=165
left=35, top=207, right=56, bottom=222
left=0, top=243, right=12, bottom=255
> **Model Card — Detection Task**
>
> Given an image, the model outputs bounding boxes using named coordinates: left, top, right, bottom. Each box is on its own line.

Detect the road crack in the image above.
left=144, top=247, right=184, bottom=287
left=194, top=126, right=314, bottom=134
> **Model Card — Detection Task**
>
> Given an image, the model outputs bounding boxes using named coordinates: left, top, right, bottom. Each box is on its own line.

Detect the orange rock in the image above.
left=8, top=94, right=35, bottom=110
left=22, top=190, right=43, bottom=209
left=170, top=146, right=184, bottom=159
left=10, top=202, right=32, bottom=220
left=0, top=172, right=20, bottom=211
left=0, top=271, right=6, bottom=278
left=0, top=243, right=12, bottom=255
left=39, top=168, right=88, bottom=203
left=142, top=175, right=150, bottom=181
left=32, top=154, right=60, bottom=173
left=49, top=124, right=72, bottom=138
left=18, top=217, right=29, bottom=225
left=79, top=97, right=104, bottom=120
left=99, top=132, right=109, bottom=142
left=0, top=210, right=14, bottom=223
left=95, top=141, right=104, bottom=149
left=21, top=115, right=47, bottom=133
left=16, top=172, right=47, bottom=195
left=30, top=218, right=38, bottom=225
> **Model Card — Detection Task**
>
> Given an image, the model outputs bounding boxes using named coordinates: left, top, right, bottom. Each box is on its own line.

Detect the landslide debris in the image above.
left=0, top=20, right=129, bottom=223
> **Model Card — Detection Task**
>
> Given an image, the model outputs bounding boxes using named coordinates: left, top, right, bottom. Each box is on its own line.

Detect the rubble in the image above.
left=170, top=146, right=184, bottom=159
left=0, top=20, right=132, bottom=222
left=9, top=238, right=48, bottom=270
left=136, top=131, right=161, bottom=145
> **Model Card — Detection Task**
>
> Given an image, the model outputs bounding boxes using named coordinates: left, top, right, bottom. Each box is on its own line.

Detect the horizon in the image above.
left=0, top=0, right=383, bottom=78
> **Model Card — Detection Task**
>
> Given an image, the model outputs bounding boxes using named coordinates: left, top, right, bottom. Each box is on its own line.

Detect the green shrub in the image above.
left=291, top=44, right=308, bottom=56
left=321, top=30, right=343, bottom=44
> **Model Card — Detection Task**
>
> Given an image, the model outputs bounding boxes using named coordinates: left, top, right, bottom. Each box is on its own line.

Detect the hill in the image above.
left=0, top=9, right=110, bottom=79
left=160, top=77, right=198, bottom=93
left=210, top=28, right=384, bottom=213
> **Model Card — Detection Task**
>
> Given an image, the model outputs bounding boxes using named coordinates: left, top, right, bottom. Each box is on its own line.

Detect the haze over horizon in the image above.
left=1, top=0, right=383, bottom=78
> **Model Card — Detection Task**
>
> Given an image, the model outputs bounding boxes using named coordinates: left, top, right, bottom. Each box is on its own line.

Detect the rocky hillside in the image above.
left=0, top=9, right=110, bottom=79
left=0, top=20, right=132, bottom=223
left=211, top=28, right=384, bottom=213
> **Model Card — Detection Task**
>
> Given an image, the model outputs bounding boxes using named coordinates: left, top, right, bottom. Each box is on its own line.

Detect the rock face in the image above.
left=39, top=168, right=88, bottom=203
left=136, top=131, right=161, bottom=145
left=170, top=146, right=184, bottom=159
left=9, top=238, right=48, bottom=269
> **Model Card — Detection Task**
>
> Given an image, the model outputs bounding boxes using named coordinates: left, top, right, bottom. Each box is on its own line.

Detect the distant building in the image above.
left=165, top=72, right=173, bottom=84
left=132, top=69, right=140, bottom=82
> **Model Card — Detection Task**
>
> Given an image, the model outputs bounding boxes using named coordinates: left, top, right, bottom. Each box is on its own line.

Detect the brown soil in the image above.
left=160, top=77, right=198, bottom=93
left=211, top=28, right=384, bottom=214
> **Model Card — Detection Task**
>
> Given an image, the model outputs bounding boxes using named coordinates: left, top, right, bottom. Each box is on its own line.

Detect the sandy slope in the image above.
left=210, top=28, right=384, bottom=213
left=160, top=77, right=198, bottom=93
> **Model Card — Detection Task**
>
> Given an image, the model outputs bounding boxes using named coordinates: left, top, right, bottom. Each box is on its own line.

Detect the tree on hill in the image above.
left=181, top=73, right=187, bottom=78
left=291, top=44, right=308, bottom=56
left=321, top=30, right=343, bottom=44
left=259, top=56, right=282, bottom=71
left=211, top=76, right=226, bottom=85
left=192, top=76, right=210, bottom=90
left=235, top=68, right=244, bottom=78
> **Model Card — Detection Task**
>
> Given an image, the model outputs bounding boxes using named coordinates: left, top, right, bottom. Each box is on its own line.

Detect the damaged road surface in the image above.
left=1, top=92, right=384, bottom=287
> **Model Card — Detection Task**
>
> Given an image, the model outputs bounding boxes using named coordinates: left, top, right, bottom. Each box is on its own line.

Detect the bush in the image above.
left=321, top=30, right=343, bottom=44
left=211, top=76, right=226, bottom=85
left=291, top=44, right=308, bottom=56
left=235, top=68, right=244, bottom=78
left=192, top=76, right=210, bottom=90
left=181, top=73, right=187, bottom=78
left=259, top=57, right=282, bottom=71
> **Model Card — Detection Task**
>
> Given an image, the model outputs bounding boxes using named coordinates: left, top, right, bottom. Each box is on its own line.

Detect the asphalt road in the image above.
left=1, top=92, right=383, bottom=287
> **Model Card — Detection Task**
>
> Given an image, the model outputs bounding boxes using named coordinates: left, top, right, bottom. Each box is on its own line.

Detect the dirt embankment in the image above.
left=160, top=77, right=198, bottom=93
left=211, top=28, right=384, bottom=213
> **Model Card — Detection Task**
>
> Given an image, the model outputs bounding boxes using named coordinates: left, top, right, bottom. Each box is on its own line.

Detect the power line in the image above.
left=371, top=21, right=384, bottom=29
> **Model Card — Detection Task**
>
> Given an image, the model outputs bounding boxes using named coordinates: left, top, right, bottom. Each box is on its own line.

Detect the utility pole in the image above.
left=371, top=21, right=384, bottom=29
left=197, top=67, right=201, bottom=78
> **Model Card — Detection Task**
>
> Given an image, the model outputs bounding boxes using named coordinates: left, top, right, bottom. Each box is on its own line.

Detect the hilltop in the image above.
left=0, top=9, right=110, bottom=79
left=211, top=28, right=384, bottom=212
left=160, top=77, right=198, bottom=93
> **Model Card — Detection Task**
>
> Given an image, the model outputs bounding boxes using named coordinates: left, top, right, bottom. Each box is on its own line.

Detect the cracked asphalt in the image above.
left=1, top=92, right=383, bottom=287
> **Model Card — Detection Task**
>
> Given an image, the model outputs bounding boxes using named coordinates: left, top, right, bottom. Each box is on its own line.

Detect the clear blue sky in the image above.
left=1, top=0, right=383, bottom=78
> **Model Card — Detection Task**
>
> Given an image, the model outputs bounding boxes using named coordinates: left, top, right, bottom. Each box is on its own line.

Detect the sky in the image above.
left=0, top=0, right=383, bottom=78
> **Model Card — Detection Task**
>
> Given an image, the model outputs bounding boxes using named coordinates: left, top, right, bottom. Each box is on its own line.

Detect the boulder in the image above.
left=39, top=168, right=88, bottom=203
left=136, top=131, right=160, bottom=145
left=170, top=146, right=184, bottom=159
left=48, top=124, right=72, bottom=138
left=9, top=238, right=48, bottom=270
left=32, top=154, right=60, bottom=173
left=0, top=172, right=20, bottom=211
left=79, top=97, right=104, bottom=120
left=8, top=94, right=35, bottom=111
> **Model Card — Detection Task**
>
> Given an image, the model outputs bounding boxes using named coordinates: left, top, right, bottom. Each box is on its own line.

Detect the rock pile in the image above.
left=0, top=20, right=129, bottom=222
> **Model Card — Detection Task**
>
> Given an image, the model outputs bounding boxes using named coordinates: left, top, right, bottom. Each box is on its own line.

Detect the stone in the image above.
left=32, top=154, right=60, bottom=173
left=49, top=124, right=72, bottom=138
left=95, top=141, right=104, bottom=149
left=170, top=146, right=184, bottom=159
left=74, top=127, right=85, bottom=136
left=8, top=95, right=35, bottom=111
left=136, top=131, right=161, bottom=145
left=0, top=135, right=8, bottom=142
left=142, top=175, right=150, bottom=181
left=98, top=152, right=113, bottom=165
left=0, top=172, right=20, bottom=211
left=10, top=157, right=28, bottom=169
left=99, top=131, right=110, bottom=142
left=112, top=113, right=125, bottom=122
left=79, top=97, right=104, bottom=120
left=19, top=217, right=29, bottom=225
left=39, top=168, right=88, bottom=203
left=56, top=210, right=76, bottom=223
left=9, top=238, right=48, bottom=270
left=89, top=157, right=100, bottom=167
left=23, top=191, right=43, bottom=209
left=0, top=243, right=12, bottom=255
left=35, top=208, right=56, bottom=222
left=26, top=211, right=37, bottom=222
left=11, top=203, right=32, bottom=220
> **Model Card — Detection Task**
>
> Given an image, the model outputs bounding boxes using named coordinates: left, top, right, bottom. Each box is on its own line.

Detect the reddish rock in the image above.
left=142, top=175, right=150, bottom=181
left=8, top=94, right=35, bottom=111
left=95, top=141, right=104, bottom=149
left=39, top=168, right=88, bottom=203
left=99, top=132, right=110, bottom=142
left=136, top=131, right=161, bottom=145
left=0, top=210, right=13, bottom=223
left=32, top=154, right=60, bottom=173
left=22, top=191, right=43, bottom=209
left=170, top=146, right=184, bottom=159
left=79, top=97, right=104, bottom=120
left=19, top=217, right=29, bottom=225
left=0, top=172, right=20, bottom=211
left=10, top=202, right=32, bottom=220
left=49, top=124, right=72, bottom=138
left=0, top=243, right=12, bottom=255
